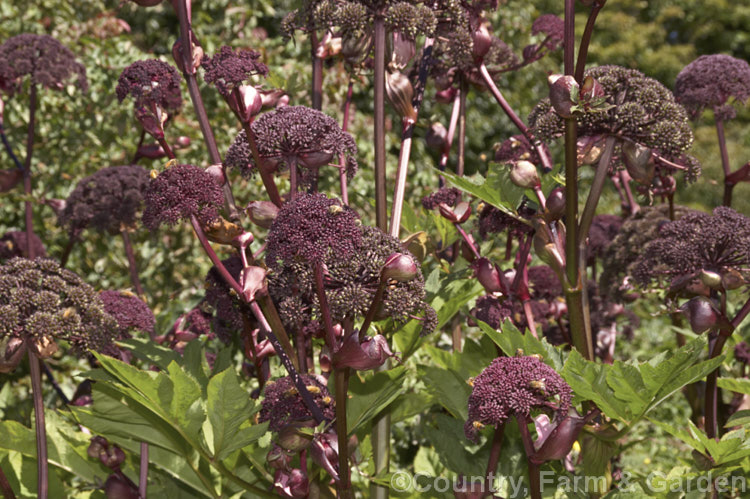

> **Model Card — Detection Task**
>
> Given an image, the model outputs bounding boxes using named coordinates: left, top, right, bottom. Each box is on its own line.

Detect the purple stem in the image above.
left=338, top=80, right=354, bottom=205
left=574, top=1, right=607, bottom=83
left=515, top=414, right=541, bottom=499
left=334, top=367, right=353, bottom=499
left=484, top=424, right=505, bottom=495
left=0, top=462, right=15, bottom=499
left=173, top=1, right=240, bottom=221
left=0, top=124, right=23, bottom=170
left=131, top=129, right=146, bottom=164
left=28, top=350, right=48, bottom=499
left=23, top=84, right=38, bottom=260
left=438, top=89, right=462, bottom=187
left=313, top=263, right=337, bottom=349
left=389, top=38, right=434, bottom=237
left=139, top=442, right=148, bottom=498
left=240, top=121, right=283, bottom=207
left=156, top=137, right=176, bottom=161
left=456, top=75, right=467, bottom=177
left=715, top=120, right=733, bottom=207
left=373, top=13, right=387, bottom=231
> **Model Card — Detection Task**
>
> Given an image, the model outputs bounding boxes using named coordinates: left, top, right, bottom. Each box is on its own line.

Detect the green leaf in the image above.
left=439, top=164, right=526, bottom=218
left=422, top=413, right=487, bottom=476
left=726, top=410, right=750, bottom=428
left=717, top=377, right=750, bottom=395
left=562, top=350, right=630, bottom=422
left=478, top=319, right=567, bottom=371
left=418, top=365, right=471, bottom=420
left=346, top=367, right=407, bottom=435
left=118, top=338, right=182, bottom=371
left=605, top=361, right=648, bottom=417
left=166, top=361, right=206, bottom=440
left=206, top=368, right=255, bottom=461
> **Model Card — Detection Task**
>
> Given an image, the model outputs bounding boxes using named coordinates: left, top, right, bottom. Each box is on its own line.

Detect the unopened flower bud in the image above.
left=548, top=74, right=579, bottom=118
left=277, top=423, right=314, bottom=452
left=230, top=85, right=263, bottom=122
left=175, top=135, right=191, bottom=148
left=382, top=253, right=418, bottom=282
left=531, top=411, right=586, bottom=464
left=172, top=34, right=203, bottom=75
left=260, top=89, right=287, bottom=109
left=698, top=269, right=723, bottom=290
left=680, top=296, right=719, bottom=334
left=298, top=150, right=334, bottom=169
left=472, top=21, right=493, bottom=62
left=577, top=135, right=605, bottom=165
left=546, top=187, right=565, bottom=220
left=386, top=70, right=416, bottom=122
left=333, top=334, right=397, bottom=371
left=438, top=201, right=471, bottom=224
left=473, top=257, right=503, bottom=294
left=135, top=143, right=167, bottom=160
left=580, top=75, right=605, bottom=100
left=240, top=266, right=268, bottom=302
left=246, top=200, right=279, bottom=228
left=311, top=432, right=339, bottom=480
left=721, top=268, right=745, bottom=290
left=130, top=0, right=162, bottom=6
left=425, top=123, right=448, bottom=150
left=510, top=160, right=541, bottom=189
left=0, top=337, right=25, bottom=374
left=622, top=141, right=655, bottom=185
left=391, top=31, right=415, bottom=69
left=204, top=164, right=226, bottom=186
left=134, top=105, right=166, bottom=139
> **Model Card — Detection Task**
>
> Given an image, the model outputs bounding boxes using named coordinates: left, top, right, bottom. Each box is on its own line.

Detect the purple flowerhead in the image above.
left=735, top=342, right=750, bottom=365
left=59, top=165, right=150, bottom=236
left=266, top=193, right=361, bottom=268
left=421, top=187, right=461, bottom=210
left=470, top=295, right=512, bottom=329
left=586, top=214, right=623, bottom=265
left=225, top=106, right=358, bottom=182
left=478, top=203, right=534, bottom=240
left=633, top=206, right=750, bottom=290
left=0, top=231, right=46, bottom=261
left=116, top=59, right=182, bottom=113
left=528, top=266, right=562, bottom=300
left=530, top=65, right=700, bottom=181
left=141, top=164, right=224, bottom=230
left=0, top=34, right=87, bottom=94
left=0, top=258, right=117, bottom=358
left=259, top=374, right=335, bottom=433
left=465, top=355, right=572, bottom=441
left=674, top=54, right=750, bottom=122
left=200, top=46, right=268, bottom=97
left=99, top=290, right=155, bottom=339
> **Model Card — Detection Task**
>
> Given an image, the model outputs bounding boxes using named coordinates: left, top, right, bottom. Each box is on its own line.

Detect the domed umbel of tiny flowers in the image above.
left=674, top=54, right=750, bottom=122
left=633, top=206, right=750, bottom=290
left=200, top=46, right=269, bottom=97
left=266, top=193, right=361, bottom=268
left=115, top=59, right=182, bottom=113
left=224, top=106, right=358, bottom=182
left=529, top=65, right=701, bottom=181
left=141, top=164, right=224, bottom=230
left=0, top=258, right=117, bottom=357
left=0, top=34, right=87, bottom=94
left=58, top=165, right=151, bottom=236
left=259, top=374, right=335, bottom=433
left=465, top=355, right=572, bottom=442
left=99, top=290, right=155, bottom=339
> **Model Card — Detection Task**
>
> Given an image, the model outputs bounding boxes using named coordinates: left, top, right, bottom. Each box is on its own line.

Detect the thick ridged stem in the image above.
left=359, top=279, right=387, bottom=342
left=437, top=90, right=462, bottom=187
left=23, top=85, right=38, bottom=260
left=389, top=38, right=433, bottom=237
left=715, top=120, right=733, bottom=207
left=485, top=424, right=505, bottom=494
left=574, top=1, right=606, bottom=82
left=314, top=263, right=337, bottom=349
left=334, top=367, right=353, bottom=499
left=240, top=121, right=282, bottom=207
left=257, top=295, right=299, bottom=371
left=28, top=351, right=48, bottom=499
left=173, top=1, right=239, bottom=222
left=478, top=64, right=553, bottom=172
left=311, top=31, right=323, bottom=111
left=59, top=236, right=75, bottom=269
left=131, top=129, right=146, bottom=164
left=156, top=137, right=175, bottom=160
left=373, top=14, right=387, bottom=231
left=121, top=230, right=145, bottom=298
left=515, top=414, right=541, bottom=499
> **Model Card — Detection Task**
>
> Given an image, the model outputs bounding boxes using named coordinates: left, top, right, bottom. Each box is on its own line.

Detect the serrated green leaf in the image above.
left=418, top=365, right=471, bottom=420
left=562, top=350, right=630, bottom=422
left=606, top=361, right=648, bottom=416
left=346, top=366, right=407, bottom=434
left=166, top=361, right=206, bottom=440
left=118, top=338, right=181, bottom=371
left=422, top=413, right=487, bottom=476
left=206, top=368, right=255, bottom=461
left=477, top=319, right=567, bottom=371
left=726, top=410, right=750, bottom=427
